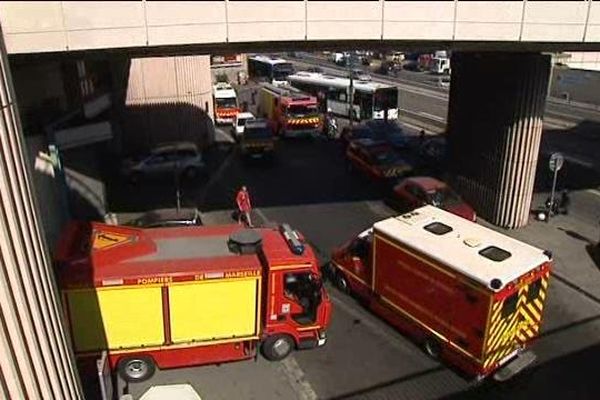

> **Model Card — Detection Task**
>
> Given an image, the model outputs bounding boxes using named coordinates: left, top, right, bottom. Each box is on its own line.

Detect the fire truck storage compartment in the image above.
left=169, top=277, right=259, bottom=343
left=65, top=275, right=260, bottom=352
left=67, top=286, right=165, bottom=352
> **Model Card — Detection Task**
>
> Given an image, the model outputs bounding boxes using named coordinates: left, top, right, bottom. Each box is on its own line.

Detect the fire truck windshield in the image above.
left=216, top=97, right=237, bottom=109
left=284, top=271, right=322, bottom=325
left=286, top=104, right=318, bottom=117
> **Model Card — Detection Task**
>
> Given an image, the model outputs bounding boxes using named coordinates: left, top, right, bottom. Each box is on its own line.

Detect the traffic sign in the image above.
left=549, top=152, right=564, bottom=172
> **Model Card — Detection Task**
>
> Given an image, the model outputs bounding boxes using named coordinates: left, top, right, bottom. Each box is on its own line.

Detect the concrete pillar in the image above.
left=447, top=52, right=551, bottom=228
left=0, top=29, right=83, bottom=399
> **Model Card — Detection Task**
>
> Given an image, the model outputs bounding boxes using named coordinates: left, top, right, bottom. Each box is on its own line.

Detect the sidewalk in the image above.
left=480, top=213, right=600, bottom=302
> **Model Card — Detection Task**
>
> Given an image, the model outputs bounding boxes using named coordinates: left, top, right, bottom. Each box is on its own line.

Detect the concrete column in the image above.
left=447, top=52, right=550, bottom=228
left=0, top=30, right=83, bottom=399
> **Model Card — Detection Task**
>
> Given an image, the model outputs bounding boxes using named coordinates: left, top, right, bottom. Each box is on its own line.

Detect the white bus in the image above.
left=287, top=72, right=399, bottom=121
left=248, top=55, right=295, bottom=86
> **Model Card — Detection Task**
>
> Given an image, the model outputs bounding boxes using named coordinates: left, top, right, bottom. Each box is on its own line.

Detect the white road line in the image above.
left=418, top=111, right=445, bottom=122
left=254, top=208, right=269, bottom=226
left=198, top=146, right=236, bottom=206
left=279, top=357, right=319, bottom=400
left=585, top=189, right=600, bottom=198
left=563, top=154, right=595, bottom=169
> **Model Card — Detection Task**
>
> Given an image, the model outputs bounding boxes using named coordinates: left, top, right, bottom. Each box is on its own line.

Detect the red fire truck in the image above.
left=56, top=222, right=331, bottom=382
left=259, top=83, right=322, bottom=138
left=213, top=82, right=239, bottom=124
left=329, top=205, right=552, bottom=381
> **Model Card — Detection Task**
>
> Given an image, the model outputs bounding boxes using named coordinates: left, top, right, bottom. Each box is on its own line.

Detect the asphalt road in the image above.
left=108, top=133, right=600, bottom=400
left=105, top=55, right=600, bottom=400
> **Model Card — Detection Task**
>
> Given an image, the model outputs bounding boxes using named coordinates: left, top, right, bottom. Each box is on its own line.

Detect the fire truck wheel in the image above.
left=117, top=356, right=156, bottom=383
left=334, top=271, right=350, bottom=294
left=423, top=338, right=441, bottom=360
left=261, top=334, right=295, bottom=361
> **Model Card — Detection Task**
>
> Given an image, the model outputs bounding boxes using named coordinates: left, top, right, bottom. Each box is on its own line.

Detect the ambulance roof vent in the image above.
left=228, top=229, right=262, bottom=255
left=463, top=238, right=481, bottom=248
left=279, top=223, right=305, bottom=255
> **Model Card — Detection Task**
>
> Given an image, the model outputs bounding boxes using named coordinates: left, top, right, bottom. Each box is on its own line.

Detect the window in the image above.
left=352, top=238, right=370, bottom=260
left=407, top=184, right=424, bottom=200
left=147, top=154, right=166, bottom=165
left=501, top=293, right=518, bottom=319
left=527, top=279, right=542, bottom=302
left=423, top=222, right=453, bottom=235
left=479, top=246, right=511, bottom=262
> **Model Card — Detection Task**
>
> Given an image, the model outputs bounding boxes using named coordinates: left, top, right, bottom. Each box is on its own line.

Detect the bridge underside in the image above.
left=8, top=39, right=600, bottom=62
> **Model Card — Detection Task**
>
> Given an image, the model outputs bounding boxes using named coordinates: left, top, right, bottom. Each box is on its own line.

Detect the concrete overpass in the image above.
left=3, top=1, right=600, bottom=55
left=1, top=2, right=600, bottom=399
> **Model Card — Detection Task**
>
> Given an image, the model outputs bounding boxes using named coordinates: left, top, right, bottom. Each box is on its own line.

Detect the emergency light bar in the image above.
left=280, top=224, right=304, bottom=255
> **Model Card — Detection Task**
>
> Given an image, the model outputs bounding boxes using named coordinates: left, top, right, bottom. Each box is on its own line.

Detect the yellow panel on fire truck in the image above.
left=169, top=277, right=259, bottom=343
left=67, top=286, right=164, bottom=352
left=56, top=221, right=265, bottom=352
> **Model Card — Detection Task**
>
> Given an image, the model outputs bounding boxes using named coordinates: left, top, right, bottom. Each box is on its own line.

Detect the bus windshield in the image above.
left=373, top=88, right=398, bottom=112
left=216, top=97, right=237, bottom=109
left=286, top=104, right=318, bottom=117
left=273, top=63, right=294, bottom=81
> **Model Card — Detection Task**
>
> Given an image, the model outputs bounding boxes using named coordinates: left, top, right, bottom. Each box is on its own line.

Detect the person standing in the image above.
left=236, top=185, right=253, bottom=227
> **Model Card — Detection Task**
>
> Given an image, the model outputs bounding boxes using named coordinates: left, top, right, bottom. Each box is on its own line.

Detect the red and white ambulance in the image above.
left=330, top=205, right=552, bottom=381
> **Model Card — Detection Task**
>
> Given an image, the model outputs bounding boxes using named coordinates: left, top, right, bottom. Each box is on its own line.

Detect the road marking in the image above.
left=198, top=146, right=236, bottom=206
left=279, top=357, right=319, bottom=400
left=417, top=111, right=445, bottom=122
left=585, top=189, right=600, bottom=198
left=254, top=208, right=269, bottom=226
left=562, top=154, right=595, bottom=169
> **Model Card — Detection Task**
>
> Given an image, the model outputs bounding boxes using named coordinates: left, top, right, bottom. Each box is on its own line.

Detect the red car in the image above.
left=389, top=176, right=476, bottom=221
left=346, top=138, right=412, bottom=181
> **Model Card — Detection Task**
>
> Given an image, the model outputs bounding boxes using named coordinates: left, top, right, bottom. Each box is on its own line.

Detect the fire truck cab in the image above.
left=56, top=222, right=331, bottom=382
left=259, top=83, right=322, bottom=138
left=330, top=206, right=552, bottom=381
left=213, top=82, right=239, bottom=124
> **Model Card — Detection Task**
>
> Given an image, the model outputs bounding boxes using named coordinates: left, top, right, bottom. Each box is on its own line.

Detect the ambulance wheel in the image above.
left=423, top=338, right=441, bottom=360
left=262, top=334, right=294, bottom=361
left=117, top=355, right=156, bottom=383
left=334, top=270, right=350, bottom=294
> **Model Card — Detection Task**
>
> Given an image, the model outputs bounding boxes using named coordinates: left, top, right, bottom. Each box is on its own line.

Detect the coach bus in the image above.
left=248, top=55, right=295, bottom=86
left=287, top=72, right=399, bottom=121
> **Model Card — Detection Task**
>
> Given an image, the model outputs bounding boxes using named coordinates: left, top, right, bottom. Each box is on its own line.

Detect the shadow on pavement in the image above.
left=325, top=366, right=446, bottom=400
left=438, top=343, right=600, bottom=400
left=536, top=120, right=600, bottom=193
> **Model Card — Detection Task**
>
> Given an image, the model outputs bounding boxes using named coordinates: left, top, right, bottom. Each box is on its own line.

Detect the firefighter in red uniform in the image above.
left=236, top=186, right=253, bottom=227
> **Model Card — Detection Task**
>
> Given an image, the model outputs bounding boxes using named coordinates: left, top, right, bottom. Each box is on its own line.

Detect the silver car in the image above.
left=121, top=142, right=205, bottom=183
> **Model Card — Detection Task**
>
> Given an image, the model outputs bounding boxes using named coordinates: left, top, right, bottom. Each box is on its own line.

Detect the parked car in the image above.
left=240, top=118, right=275, bottom=160
left=340, top=124, right=377, bottom=148
left=121, top=142, right=205, bottom=183
left=346, top=138, right=412, bottom=181
left=417, top=136, right=447, bottom=170
left=388, top=176, right=476, bottom=221
left=364, top=120, right=410, bottom=150
left=232, top=112, right=255, bottom=141
left=126, top=208, right=203, bottom=228
left=350, top=68, right=372, bottom=81
left=304, top=66, right=323, bottom=73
